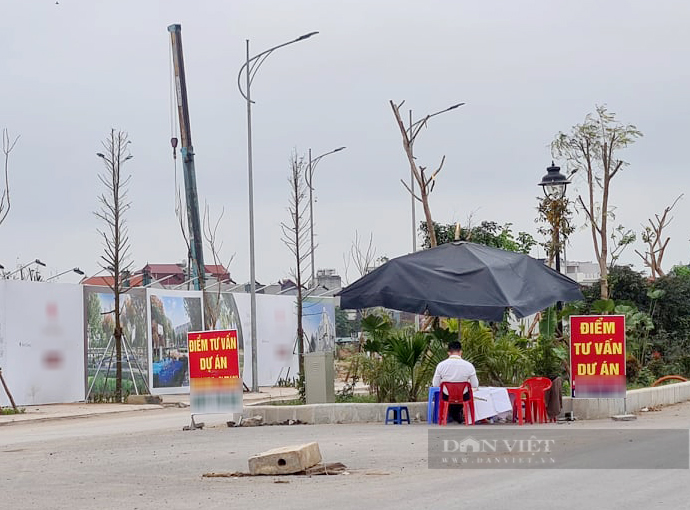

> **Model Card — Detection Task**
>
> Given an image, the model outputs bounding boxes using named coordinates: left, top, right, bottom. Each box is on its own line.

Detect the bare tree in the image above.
left=280, top=151, right=310, bottom=377
left=342, top=231, right=377, bottom=286
left=635, top=194, right=683, bottom=279
left=552, top=105, right=642, bottom=299
left=95, top=129, right=133, bottom=402
left=202, top=203, right=235, bottom=329
left=1, top=129, right=20, bottom=227
left=390, top=100, right=461, bottom=248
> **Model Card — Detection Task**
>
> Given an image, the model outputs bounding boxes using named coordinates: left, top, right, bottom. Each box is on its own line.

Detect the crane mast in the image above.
left=168, top=24, right=206, bottom=291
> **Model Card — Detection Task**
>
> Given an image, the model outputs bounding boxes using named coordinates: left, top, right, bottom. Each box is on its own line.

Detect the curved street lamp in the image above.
left=405, top=103, right=464, bottom=253
left=237, top=31, right=318, bottom=392
left=305, top=146, right=346, bottom=285
left=4, top=259, right=46, bottom=279
left=46, top=267, right=84, bottom=282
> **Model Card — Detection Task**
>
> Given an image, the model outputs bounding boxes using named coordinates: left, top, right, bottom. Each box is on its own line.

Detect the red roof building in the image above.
left=80, top=274, right=145, bottom=288
left=81, top=263, right=234, bottom=288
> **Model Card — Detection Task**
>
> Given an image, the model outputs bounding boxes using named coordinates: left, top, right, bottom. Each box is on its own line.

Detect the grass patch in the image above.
left=1, top=407, right=26, bottom=415
left=269, top=394, right=378, bottom=406
left=336, top=393, right=377, bottom=403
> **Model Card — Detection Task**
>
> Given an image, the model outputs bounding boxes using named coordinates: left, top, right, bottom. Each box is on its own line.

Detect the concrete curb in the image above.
left=5, top=382, right=690, bottom=425
left=241, top=402, right=428, bottom=425
left=563, top=382, right=690, bottom=420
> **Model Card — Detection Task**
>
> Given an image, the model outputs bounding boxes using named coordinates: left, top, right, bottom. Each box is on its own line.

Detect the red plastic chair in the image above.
left=522, top=377, right=552, bottom=423
left=507, top=387, right=531, bottom=425
left=438, top=382, right=475, bottom=426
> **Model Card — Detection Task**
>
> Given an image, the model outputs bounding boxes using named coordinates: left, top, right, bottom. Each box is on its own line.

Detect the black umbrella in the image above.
left=337, top=241, right=583, bottom=322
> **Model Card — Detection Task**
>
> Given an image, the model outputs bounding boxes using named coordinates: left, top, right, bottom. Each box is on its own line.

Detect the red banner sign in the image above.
left=187, top=329, right=242, bottom=415
left=188, top=329, right=240, bottom=379
left=569, top=315, right=626, bottom=398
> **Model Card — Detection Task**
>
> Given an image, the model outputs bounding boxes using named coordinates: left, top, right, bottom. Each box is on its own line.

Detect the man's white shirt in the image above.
left=432, top=355, right=479, bottom=390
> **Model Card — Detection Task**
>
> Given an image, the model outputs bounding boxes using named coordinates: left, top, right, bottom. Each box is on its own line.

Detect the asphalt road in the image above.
left=2, top=402, right=689, bottom=510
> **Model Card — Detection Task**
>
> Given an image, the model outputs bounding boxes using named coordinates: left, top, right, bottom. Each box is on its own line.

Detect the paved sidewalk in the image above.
left=0, top=386, right=300, bottom=425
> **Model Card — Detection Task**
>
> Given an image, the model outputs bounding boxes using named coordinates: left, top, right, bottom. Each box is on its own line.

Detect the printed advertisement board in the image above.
left=147, top=289, right=204, bottom=395
left=187, top=329, right=242, bottom=414
left=1, top=280, right=84, bottom=405
left=570, top=315, right=626, bottom=398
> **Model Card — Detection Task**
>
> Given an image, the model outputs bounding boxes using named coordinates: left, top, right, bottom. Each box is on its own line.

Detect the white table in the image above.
left=472, top=387, right=513, bottom=421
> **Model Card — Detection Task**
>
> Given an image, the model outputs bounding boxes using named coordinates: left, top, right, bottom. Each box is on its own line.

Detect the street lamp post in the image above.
left=305, top=146, right=346, bottom=286
left=237, top=31, right=318, bottom=392
left=404, top=103, right=464, bottom=252
left=538, top=162, right=571, bottom=274
left=538, top=162, right=571, bottom=334
left=3, top=259, right=46, bottom=279
left=46, top=267, right=84, bottom=282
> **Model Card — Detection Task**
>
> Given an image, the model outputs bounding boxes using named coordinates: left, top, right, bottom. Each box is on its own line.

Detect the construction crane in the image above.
left=168, top=24, right=205, bottom=291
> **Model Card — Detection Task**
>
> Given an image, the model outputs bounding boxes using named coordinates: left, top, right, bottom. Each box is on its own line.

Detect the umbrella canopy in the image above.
left=337, top=241, right=583, bottom=322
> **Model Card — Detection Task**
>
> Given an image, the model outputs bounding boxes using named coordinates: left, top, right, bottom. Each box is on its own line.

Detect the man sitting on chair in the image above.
left=432, top=341, right=479, bottom=423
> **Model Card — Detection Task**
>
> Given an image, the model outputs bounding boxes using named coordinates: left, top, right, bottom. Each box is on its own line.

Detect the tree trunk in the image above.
left=421, top=189, right=437, bottom=248
left=114, top=292, right=122, bottom=401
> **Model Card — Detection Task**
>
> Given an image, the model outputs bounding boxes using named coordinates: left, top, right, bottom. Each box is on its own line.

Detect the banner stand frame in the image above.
left=87, top=333, right=150, bottom=399
left=0, top=367, right=19, bottom=412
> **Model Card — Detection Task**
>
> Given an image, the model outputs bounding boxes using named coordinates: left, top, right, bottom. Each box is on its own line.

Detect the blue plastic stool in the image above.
left=385, top=406, right=410, bottom=424
left=427, top=387, right=440, bottom=424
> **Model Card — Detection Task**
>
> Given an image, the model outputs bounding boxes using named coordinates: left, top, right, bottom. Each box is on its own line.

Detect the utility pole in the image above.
left=168, top=24, right=206, bottom=291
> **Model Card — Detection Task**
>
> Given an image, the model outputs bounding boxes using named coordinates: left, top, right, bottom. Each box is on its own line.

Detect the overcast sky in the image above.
left=1, top=1, right=689, bottom=286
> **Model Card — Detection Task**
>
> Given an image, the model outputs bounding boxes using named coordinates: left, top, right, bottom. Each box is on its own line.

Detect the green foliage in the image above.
left=535, top=194, right=575, bottom=264
left=420, top=220, right=536, bottom=253
left=354, top=352, right=409, bottom=403
left=1, top=407, right=26, bottom=415
left=335, top=307, right=359, bottom=337
left=334, top=393, right=377, bottom=404
left=360, top=314, right=433, bottom=402
left=651, top=271, right=690, bottom=337
left=86, top=376, right=136, bottom=402
left=626, top=354, right=641, bottom=383
left=385, top=329, right=434, bottom=401
left=591, top=299, right=615, bottom=314
left=360, top=313, right=393, bottom=354
left=430, top=320, right=533, bottom=387
left=608, top=265, right=649, bottom=307
left=529, top=335, right=566, bottom=380
left=635, top=367, right=656, bottom=387
left=539, top=306, right=557, bottom=339
left=670, top=265, right=690, bottom=277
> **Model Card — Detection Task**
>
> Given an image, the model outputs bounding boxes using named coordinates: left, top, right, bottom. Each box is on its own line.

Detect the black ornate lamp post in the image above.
left=538, top=162, right=571, bottom=338
left=538, top=162, right=570, bottom=275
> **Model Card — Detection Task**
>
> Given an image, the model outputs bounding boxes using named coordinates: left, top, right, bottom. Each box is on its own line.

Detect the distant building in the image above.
left=81, top=262, right=234, bottom=289
left=315, top=269, right=341, bottom=291
left=564, top=261, right=600, bottom=286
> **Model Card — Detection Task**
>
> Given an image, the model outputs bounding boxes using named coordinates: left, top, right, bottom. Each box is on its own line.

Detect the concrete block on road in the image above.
left=248, top=442, right=322, bottom=475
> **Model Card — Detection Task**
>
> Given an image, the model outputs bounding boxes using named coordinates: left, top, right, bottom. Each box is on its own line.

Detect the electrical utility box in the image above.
left=304, top=351, right=335, bottom=404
